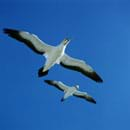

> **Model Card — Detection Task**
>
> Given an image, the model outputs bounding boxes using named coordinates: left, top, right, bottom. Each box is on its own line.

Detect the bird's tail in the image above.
left=61, top=97, right=65, bottom=102
left=38, top=67, right=49, bottom=77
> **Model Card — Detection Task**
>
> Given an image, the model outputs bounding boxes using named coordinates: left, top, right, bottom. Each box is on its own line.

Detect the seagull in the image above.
left=44, top=80, right=96, bottom=104
left=3, top=28, right=103, bottom=82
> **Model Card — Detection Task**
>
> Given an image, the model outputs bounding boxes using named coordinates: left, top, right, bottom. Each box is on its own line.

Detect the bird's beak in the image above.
left=64, top=38, right=71, bottom=45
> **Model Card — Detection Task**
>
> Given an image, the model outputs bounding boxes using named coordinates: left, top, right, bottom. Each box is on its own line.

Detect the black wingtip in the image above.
left=92, top=71, right=103, bottom=83
left=44, top=80, right=52, bottom=85
left=3, top=28, right=7, bottom=33
left=3, top=28, right=19, bottom=34
left=3, top=28, right=21, bottom=40
left=3, top=28, right=9, bottom=33
left=87, top=98, right=96, bottom=104
left=91, top=99, right=96, bottom=104
left=38, top=67, right=49, bottom=77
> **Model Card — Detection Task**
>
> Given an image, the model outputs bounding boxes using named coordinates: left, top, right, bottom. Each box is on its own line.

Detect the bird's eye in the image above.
left=64, top=40, right=67, bottom=43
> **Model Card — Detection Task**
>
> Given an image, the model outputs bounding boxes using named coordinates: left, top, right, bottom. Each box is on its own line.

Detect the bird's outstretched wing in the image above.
left=73, top=91, right=96, bottom=104
left=3, top=28, right=53, bottom=54
left=44, top=80, right=69, bottom=91
left=60, top=54, right=103, bottom=83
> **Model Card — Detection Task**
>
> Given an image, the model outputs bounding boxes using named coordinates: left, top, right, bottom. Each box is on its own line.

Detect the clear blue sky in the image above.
left=0, top=0, right=130, bottom=130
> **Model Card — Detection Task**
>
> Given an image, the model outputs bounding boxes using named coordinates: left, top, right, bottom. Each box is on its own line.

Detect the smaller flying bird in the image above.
left=44, top=80, right=96, bottom=104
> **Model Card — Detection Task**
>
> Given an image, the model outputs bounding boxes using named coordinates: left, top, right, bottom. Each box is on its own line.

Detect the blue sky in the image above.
left=0, top=0, right=130, bottom=130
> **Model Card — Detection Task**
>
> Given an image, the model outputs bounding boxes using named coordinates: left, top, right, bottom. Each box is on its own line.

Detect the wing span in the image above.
left=3, top=28, right=53, bottom=54
left=60, top=54, right=103, bottom=83
left=44, top=80, right=68, bottom=91
left=73, top=91, right=96, bottom=104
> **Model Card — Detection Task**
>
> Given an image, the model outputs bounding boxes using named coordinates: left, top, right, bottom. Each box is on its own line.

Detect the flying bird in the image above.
left=44, top=80, right=96, bottom=104
left=3, top=28, right=103, bottom=82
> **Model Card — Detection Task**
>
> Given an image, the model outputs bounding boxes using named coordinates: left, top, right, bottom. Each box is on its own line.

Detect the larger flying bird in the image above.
left=44, top=80, right=96, bottom=104
left=3, top=28, right=103, bottom=82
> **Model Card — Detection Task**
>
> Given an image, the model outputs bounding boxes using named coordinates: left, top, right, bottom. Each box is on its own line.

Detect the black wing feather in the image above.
left=3, top=28, right=44, bottom=54
left=60, top=62, right=103, bottom=83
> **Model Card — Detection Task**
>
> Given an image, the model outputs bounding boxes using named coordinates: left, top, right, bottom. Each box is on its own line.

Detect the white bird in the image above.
left=3, top=28, right=103, bottom=82
left=44, top=80, right=96, bottom=104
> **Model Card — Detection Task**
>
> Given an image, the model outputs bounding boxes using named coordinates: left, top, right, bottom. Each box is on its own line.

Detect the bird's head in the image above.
left=62, top=38, right=71, bottom=46
left=75, top=85, right=79, bottom=90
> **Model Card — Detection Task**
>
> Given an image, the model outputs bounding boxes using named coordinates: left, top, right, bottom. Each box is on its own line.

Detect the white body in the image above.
left=43, top=44, right=66, bottom=72
left=63, top=87, right=77, bottom=100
